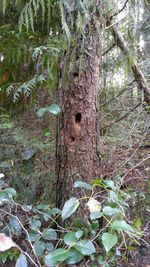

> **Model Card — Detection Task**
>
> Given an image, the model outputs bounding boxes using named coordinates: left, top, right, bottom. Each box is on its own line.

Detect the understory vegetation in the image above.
left=0, top=0, right=150, bottom=266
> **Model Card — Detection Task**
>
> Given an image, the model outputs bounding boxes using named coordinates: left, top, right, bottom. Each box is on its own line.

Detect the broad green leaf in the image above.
left=90, top=211, right=103, bottom=220
left=43, top=229, right=57, bottom=240
left=37, top=107, right=48, bottom=117
left=21, top=148, right=35, bottom=160
left=91, top=179, right=104, bottom=187
left=102, top=233, right=118, bottom=253
left=47, top=104, right=61, bottom=115
left=104, top=180, right=115, bottom=190
left=66, top=248, right=83, bottom=265
left=34, top=241, right=45, bottom=256
left=62, top=197, right=79, bottom=220
left=44, top=248, right=70, bottom=267
left=45, top=242, right=54, bottom=252
left=75, top=230, right=83, bottom=239
left=64, top=232, right=76, bottom=246
left=8, top=217, right=21, bottom=235
left=74, top=240, right=95, bottom=255
left=109, top=191, right=118, bottom=203
left=15, top=254, right=27, bottom=267
left=37, top=104, right=61, bottom=118
left=29, top=219, right=41, bottom=231
left=97, top=255, right=110, bottom=267
left=0, top=161, right=13, bottom=168
left=4, top=188, right=16, bottom=197
left=103, top=206, right=121, bottom=216
left=0, top=191, right=8, bottom=203
left=28, top=232, right=40, bottom=242
left=73, top=181, right=93, bottom=190
left=112, top=220, right=135, bottom=233
left=43, top=128, right=51, bottom=137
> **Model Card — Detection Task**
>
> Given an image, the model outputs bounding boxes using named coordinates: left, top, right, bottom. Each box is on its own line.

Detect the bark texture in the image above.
left=56, top=31, right=101, bottom=209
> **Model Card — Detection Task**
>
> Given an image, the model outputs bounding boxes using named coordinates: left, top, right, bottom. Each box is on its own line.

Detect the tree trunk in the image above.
left=56, top=20, right=101, bottom=210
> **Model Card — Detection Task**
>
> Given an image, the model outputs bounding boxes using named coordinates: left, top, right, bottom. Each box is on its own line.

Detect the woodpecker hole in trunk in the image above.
left=70, top=136, right=75, bottom=142
left=73, top=72, right=79, bottom=78
left=75, top=113, right=81, bottom=123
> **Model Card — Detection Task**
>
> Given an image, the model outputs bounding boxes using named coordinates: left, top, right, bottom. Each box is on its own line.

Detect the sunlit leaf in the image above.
left=104, top=180, right=116, bottom=190
left=66, top=248, right=83, bottom=265
left=47, top=104, right=61, bottom=115
left=62, top=197, right=79, bottom=220
left=112, top=220, right=135, bottom=233
left=43, top=229, right=57, bottom=240
left=103, top=206, right=121, bottom=216
left=74, top=240, right=95, bottom=255
left=64, top=232, right=76, bottom=246
left=75, top=230, right=83, bottom=239
left=37, top=104, right=61, bottom=118
left=73, top=181, right=93, bottom=190
left=102, top=233, right=118, bottom=253
left=34, top=241, right=45, bottom=256
left=44, top=248, right=70, bottom=267
left=90, top=211, right=103, bottom=220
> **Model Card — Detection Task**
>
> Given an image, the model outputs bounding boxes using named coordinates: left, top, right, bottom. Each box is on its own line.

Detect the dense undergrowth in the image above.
left=0, top=99, right=149, bottom=266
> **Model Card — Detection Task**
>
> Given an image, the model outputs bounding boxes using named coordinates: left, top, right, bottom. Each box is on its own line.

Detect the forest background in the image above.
left=0, top=0, right=150, bottom=266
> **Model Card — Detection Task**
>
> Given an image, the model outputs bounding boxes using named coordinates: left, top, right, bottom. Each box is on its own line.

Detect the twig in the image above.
left=101, top=80, right=135, bottom=108
left=110, top=0, right=128, bottom=19
left=0, top=208, right=41, bottom=267
left=106, top=16, right=150, bottom=104
left=102, top=43, right=116, bottom=56
left=100, top=102, right=141, bottom=132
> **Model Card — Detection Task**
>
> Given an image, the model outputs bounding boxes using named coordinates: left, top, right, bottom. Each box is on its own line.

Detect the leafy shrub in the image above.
left=0, top=173, right=144, bottom=267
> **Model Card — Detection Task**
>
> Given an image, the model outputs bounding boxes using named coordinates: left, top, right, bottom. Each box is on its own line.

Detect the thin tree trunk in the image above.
left=106, top=17, right=150, bottom=104
left=56, top=29, right=101, bottom=209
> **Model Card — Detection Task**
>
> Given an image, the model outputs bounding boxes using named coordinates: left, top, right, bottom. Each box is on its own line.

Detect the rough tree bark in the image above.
left=56, top=3, right=101, bottom=210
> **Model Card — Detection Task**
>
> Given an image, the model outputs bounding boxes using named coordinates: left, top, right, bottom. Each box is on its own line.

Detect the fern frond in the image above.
left=9, top=75, right=47, bottom=102
left=6, top=84, right=17, bottom=96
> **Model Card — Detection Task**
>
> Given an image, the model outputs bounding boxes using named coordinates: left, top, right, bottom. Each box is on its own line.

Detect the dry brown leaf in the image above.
left=0, top=233, right=16, bottom=251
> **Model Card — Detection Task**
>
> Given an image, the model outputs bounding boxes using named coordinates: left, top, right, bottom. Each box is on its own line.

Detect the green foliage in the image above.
left=15, top=254, right=28, bottom=267
left=62, top=197, right=80, bottom=221
left=102, top=233, right=118, bottom=253
left=0, top=175, right=144, bottom=266
left=6, top=74, right=46, bottom=102
left=0, top=249, right=19, bottom=264
left=37, top=103, right=61, bottom=117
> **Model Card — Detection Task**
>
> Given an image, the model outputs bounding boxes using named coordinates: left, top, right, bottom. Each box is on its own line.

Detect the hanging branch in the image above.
left=106, top=18, right=150, bottom=104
